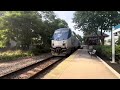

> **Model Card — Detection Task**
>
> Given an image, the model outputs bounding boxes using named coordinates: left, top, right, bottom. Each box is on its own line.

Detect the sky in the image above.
left=54, top=11, right=114, bottom=40
left=54, top=11, right=83, bottom=37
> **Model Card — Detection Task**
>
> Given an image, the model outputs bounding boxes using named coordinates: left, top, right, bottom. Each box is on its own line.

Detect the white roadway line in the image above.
left=97, top=56, right=120, bottom=79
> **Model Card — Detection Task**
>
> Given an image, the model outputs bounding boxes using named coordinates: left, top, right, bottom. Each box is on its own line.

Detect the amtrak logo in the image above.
left=57, top=34, right=62, bottom=37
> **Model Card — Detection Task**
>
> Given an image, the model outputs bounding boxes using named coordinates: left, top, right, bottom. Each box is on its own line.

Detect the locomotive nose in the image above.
left=56, top=47, right=61, bottom=54
left=62, top=41, right=66, bottom=46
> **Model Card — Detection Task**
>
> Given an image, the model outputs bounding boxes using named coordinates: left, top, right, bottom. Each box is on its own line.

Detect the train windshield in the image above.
left=52, top=29, right=70, bottom=41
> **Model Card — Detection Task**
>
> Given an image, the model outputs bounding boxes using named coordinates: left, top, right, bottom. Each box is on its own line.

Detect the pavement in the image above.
left=41, top=48, right=119, bottom=79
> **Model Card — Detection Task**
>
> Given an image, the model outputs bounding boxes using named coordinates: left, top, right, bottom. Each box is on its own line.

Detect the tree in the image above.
left=0, top=11, right=6, bottom=16
left=73, top=11, right=120, bottom=45
left=0, top=11, right=45, bottom=49
left=39, top=12, right=68, bottom=48
left=76, top=34, right=83, bottom=44
left=40, top=11, right=56, bottom=22
left=0, top=29, right=9, bottom=48
left=108, top=39, right=111, bottom=43
left=0, top=11, right=68, bottom=52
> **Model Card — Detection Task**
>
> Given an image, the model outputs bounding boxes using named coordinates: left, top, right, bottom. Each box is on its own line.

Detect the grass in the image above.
left=0, top=50, right=33, bottom=62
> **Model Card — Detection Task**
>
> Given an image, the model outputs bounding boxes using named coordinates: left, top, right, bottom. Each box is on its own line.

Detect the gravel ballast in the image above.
left=0, top=53, right=52, bottom=77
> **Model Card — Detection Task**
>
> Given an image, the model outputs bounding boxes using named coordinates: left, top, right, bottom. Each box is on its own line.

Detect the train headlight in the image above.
left=63, top=43, right=65, bottom=46
left=63, top=41, right=66, bottom=47
left=52, top=43, right=54, bottom=46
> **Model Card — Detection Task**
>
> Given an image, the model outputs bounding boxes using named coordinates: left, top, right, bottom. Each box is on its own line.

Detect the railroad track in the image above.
left=0, top=56, right=65, bottom=79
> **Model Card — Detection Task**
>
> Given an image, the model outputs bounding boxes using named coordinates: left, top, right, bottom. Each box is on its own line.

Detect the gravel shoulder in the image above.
left=0, top=53, right=52, bottom=77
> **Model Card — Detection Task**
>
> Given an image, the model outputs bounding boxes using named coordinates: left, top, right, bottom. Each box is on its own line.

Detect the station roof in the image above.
left=84, top=31, right=109, bottom=38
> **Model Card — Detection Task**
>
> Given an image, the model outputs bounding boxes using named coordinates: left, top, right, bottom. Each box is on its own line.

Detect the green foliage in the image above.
left=73, top=11, right=120, bottom=45
left=0, top=11, right=68, bottom=56
left=76, top=34, right=83, bottom=43
left=0, top=11, right=6, bottom=17
left=94, top=45, right=112, bottom=59
left=116, top=36, right=120, bottom=45
left=0, top=50, right=33, bottom=61
left=31, top=45, right=51, bottom=55
left=0, top=29, right=9, bottom=48
left=40, top=11, right=56, bottom=22
left=115, top=45, right=120, bottom=60
left=94, top=45, right=120, bottom=61
left=0, top=11, right=44, bottom=49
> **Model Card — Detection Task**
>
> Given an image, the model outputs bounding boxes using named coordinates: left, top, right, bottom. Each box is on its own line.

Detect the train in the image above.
left=51, top=28, right=81, bottom=56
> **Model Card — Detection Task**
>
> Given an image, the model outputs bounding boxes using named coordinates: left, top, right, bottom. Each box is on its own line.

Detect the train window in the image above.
left=68, top=29, right=71, bottom=38
left=54, top=30, right=61, bottom=34
left=62, top=30, right=69, bottom=32
left=57, top=33, right=62, bottom=37
left=72, top=31, right=75, bottom=36
left=52, top=29, right=70, bottom=40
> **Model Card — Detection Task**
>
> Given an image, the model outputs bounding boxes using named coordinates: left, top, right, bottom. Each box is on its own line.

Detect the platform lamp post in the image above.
left=111, top=24, right=120, bottom=63
left=111, top=26, right=115, bottom=63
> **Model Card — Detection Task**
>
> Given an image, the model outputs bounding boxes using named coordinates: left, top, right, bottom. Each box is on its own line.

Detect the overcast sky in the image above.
left=54, top=11, right=83, bottom=37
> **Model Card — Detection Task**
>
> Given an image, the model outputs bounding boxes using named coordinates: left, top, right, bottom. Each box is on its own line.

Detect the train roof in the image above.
left=56, top=28, right=71, bottom=31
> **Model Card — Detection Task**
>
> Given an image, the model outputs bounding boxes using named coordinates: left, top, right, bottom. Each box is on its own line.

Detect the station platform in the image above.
left=42, top=49, right=118, bottom=79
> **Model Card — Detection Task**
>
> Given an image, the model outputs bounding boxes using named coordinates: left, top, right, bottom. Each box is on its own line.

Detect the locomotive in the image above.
left=51, top=28, right=80, bottom=56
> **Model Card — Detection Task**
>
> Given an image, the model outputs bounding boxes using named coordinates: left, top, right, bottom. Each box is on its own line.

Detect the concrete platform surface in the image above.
left=42, top=49, right=118, bottom=79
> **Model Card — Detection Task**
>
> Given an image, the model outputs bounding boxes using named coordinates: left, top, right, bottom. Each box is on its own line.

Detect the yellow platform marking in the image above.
left=42, top=50, right=78, bottom=79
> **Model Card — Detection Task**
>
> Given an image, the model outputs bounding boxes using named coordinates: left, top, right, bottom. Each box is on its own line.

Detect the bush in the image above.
left=0, top=50, right=33, bottom=61
left=94, top=45, right=120, bottom=60
left=115, top=45, right=120, bottom=60
left=31, top=45, right=51, bottom=55
left=0, top=45, right=51, bottom=61
left=94, top=45, right=112, bottom=59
